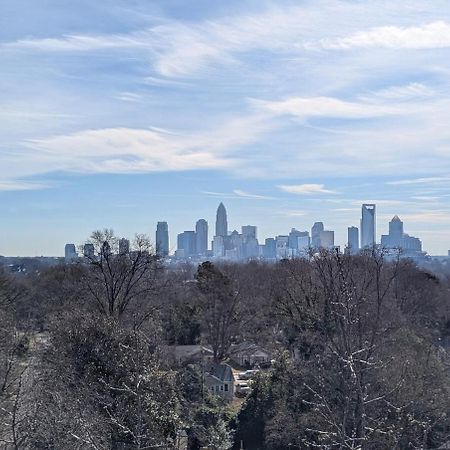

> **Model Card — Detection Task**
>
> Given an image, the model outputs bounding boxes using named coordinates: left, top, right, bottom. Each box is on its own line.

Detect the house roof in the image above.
left=205, top=363, right=234, bottom=383
left=172, top=345, right=213, bottom=360
left=230, top=341, right=270, bottom=356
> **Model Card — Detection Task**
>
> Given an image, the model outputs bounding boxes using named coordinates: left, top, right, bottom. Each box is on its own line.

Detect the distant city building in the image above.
left=177, top=231, right=196, bottom=257
left=311, top=222, right=324, bottom=248
left=156, top=221, right=169, bottom=256
left=264, top=238, right=276, bottom=259
left=347, top=226, right=359, bottom=254
left=195, top=219, right=208, bottom=255
left=276, top=235, right=290, bottom=259
left=381, top=215, right=422, bottom=254
left=289, top=228, right=309, bottom=250
left=64, top=244, right=77, bottom=262
left=242, top=225, right=257, bottom=241
left=83, top=243, right=95, bottom=258
left=361, top=204, right=376, bottom=248
left=213, top=235, right=225, bottom=258
left=297, top=235, right=310, bottom=254
left=320, top=230, right=335, bottom=249
left=119, top=238, right=130, bottom=255
left=215, top=203, right=228, bottom=238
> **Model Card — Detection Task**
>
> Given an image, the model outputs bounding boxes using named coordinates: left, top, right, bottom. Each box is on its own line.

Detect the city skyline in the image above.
left=1, top=1, right=450, bottom=256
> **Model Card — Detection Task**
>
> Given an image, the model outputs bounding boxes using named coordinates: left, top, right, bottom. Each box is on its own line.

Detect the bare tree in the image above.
left=81, top=229, right=161, bottom=320
left=195, top=262, right=240, bottom=362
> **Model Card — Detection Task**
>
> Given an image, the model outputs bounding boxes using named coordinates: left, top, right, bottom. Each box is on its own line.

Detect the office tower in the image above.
left=177, top=231, right=196, bottom=257
left=215, top=202, right=228, bottom=237
left=289, top=229, right=309, bottom=250
left=242, top=225, right=257, bottom=241
left=320, top=230, right=335, bottom=249
left=213, top=235, right=225, bottom=258
left=156, top=221, right=169, bottom=256
left=389, top=215, right=403, bottom=246
left=311, top=222, right=324, bottom=248
left=64, top=244, right=77, bottom=262
left=119, top=238, right=130, bottom=255
left=361, top=204, right=376, bottom=248
left=276, top=235, right=290, bottom=259
left=264, top=238, right=276, bottom=259
left=347, top=226, right=359, bottom=254
left=195, top=219, right=208, bottom=255
left=297, top=235, right=310, bottom=253
left=83, top=243, right=95, bottom=258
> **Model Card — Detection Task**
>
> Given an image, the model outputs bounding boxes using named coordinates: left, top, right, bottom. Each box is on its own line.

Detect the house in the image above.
left=169, top=345, right=214, bottom=365
left=230, top=342, right=272, bottom=368
left=204, top=363, right=235, bottom=401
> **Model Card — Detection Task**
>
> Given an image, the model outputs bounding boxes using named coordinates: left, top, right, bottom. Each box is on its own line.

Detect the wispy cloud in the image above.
left=315, top=21, right=450, bottom=50
left=278, top=184, right=338, bottom=195
left=254, top=96, right=405, bottom=120
left=0, top=180, right=50, bottom=191
left=387, top=177, right=450, bottom=185
left=233, top=189, right=273, bottom=200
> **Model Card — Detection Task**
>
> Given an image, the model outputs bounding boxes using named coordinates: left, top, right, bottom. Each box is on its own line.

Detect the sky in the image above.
left=1, top=0, right=450, bottom=256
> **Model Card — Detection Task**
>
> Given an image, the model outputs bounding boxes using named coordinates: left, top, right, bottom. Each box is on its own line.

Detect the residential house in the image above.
left=204, top=363, right=235, bottom=401
left=230, top=342, right=272, bottom=368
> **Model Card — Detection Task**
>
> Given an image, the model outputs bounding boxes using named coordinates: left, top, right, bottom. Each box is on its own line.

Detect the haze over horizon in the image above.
left=1, top=0, right=450, bottom=256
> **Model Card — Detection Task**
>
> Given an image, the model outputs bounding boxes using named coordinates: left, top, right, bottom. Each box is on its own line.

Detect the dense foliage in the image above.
left=0, top=234, right=449, bottom=449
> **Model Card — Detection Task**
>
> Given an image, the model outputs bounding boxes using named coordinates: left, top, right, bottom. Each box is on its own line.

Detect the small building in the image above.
left=204, top=363, right=235, bottom=401
left=230, top=342, right=272, bottom=368
left=170, top=345, right=214, bottom=365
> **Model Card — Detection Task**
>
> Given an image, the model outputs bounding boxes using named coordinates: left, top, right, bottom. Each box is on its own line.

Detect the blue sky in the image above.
left=1, top=0, right=450, bottom=256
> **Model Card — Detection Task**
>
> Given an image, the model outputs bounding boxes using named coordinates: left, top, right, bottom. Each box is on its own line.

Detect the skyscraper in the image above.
left=242, top=225, right=257, bottom=241
left=389, top=215, right=403, bottom=246
left=156, top=222, right=169, bottom=256
left=361, top=204, right=376, bottom=248
left=195, top=219, right=208, bottom=255
left=319, top=230, right=335, bottom=249
left=177, top=231, right=196, bottom=257
left=64, top=244, right=77, bottom=262
left=347, top=226, right=359, bottom=254
left=215, top=202, right=228, bottom=237
left=311, top=222, right=324, bottom=248
left=119, top=238, right=130, bottom=255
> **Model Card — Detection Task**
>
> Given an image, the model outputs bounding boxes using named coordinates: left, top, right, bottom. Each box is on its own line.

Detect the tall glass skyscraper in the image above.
left=215, top=202, right=228, bottom=237
left=347, top=226, right=359, bottom=254
left=195, top=219, right=208, bottom=255
left=360, top=204, right=376, bottom=248
left=156, top=221, right=169, bottom=256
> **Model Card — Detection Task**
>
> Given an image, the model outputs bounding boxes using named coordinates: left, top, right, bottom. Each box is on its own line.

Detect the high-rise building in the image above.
left=215, top=203, right=228, bottom=237
left=361, top=204, right=376, bottom=248
left=177, top=231, right=196, bottom=257
left=381, top=215, right=422, bottom=254
left=264, top=238, right=276, bottom=259
left=83, top=243, right=95, bottom=258
left=195, top=219, right=208, bottom=255
left=389, top=215, right=403, bottom=246
left=319, top=230, right=335, bottom=249
left=311, top=222, right=324, bottom=248
left=64, top=244, right=77, bottom=262
left=347, top=226, right=359, bottom=254
left=242, top=225, right=257, bottom=241
left=119, top=238, right=130, bottom=255
left=156, top=222, right=169, bottom=256
left=289, top=229, right=309, bottom=249
left=213, top=235, right=225, bottom=258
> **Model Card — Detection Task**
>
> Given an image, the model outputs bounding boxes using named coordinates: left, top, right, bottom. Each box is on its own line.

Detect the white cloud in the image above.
left=315, top=21, right=450, bottom=50
left=387, top=177, right=450, bottom=185
left=254, top=96, right=405, bottom=120
left=278, top=184, right=337, bottom=195
left=363, top=83, right=436, bottom=101
left=233, top=189, right=273, bottom=200
left=0, top=180, right=50, bottom=191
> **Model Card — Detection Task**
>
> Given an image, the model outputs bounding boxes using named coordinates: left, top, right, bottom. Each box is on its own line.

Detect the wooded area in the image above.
left=1, top=231, right=449, bottom=449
